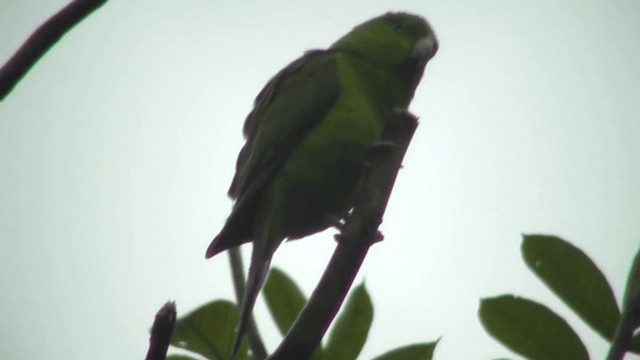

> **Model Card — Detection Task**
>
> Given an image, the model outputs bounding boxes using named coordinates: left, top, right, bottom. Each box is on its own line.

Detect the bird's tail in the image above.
left=231, top=242, right=273, bottom=358
left=206, top=209, right=253, bottom=259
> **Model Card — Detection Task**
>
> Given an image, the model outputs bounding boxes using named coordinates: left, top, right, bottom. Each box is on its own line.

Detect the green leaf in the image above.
left=263, top=267, right=307, bottom=335
left=324, top=283, right=374, bottom=360
left=170, top=300, right=249, bottom=360
left=631, top=333, right=640, bottom=353
left=479, top=295, right=589, bottom=360
left=262, top=267, right=323, bottom=360
left=616, top=247, right=640, bottom=355
left=166, top=355, right=202, bottom=360
left=521, top=234, right=620, bottom=341
left=371, top=341, right=439, bottom=360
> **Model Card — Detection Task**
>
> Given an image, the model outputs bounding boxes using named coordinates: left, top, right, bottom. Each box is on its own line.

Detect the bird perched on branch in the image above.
left=206, top=12, right=438, bottom=357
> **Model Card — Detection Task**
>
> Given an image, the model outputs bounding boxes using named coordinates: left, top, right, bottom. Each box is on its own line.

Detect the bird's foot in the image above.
left=372, top=230, right=384, bottom=243
left=334, top=229, right=384, bottom=244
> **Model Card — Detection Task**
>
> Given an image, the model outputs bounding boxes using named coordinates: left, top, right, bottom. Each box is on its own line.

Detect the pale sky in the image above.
left=1, top=1, right=639, bottom=359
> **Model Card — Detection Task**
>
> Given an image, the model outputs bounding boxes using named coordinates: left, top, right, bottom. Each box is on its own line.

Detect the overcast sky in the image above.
left=1, top=1, right=639, bottom=359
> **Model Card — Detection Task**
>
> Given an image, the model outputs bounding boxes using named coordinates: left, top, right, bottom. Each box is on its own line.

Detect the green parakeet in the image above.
left=206, top=12, right=438, bottom=356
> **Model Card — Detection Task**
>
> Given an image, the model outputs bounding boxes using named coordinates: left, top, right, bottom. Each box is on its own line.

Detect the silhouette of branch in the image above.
left=608, top=247, right=640, bottom=360
left=268, top=110, right=419, bottom=360
left=145, top=301, right=177, bottom=360
left=0, top=0, right=107, bottom=101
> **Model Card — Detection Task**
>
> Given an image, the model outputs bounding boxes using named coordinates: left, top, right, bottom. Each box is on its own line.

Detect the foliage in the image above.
left=166, top=268, right=438, bottom=359
left=480, top=234, right=640, bottom=359
left=166, top=234, right=640, bottom=359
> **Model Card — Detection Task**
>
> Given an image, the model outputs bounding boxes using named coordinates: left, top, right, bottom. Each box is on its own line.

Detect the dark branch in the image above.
left=228, top=247, right=268, bottom=360
left=145, top=301, right=177, bottom=360
left=608, top=246, right=640, bottom=360
left=268, top=110, right=419, bottom=360
left=0, top=0, right=107, bottom=102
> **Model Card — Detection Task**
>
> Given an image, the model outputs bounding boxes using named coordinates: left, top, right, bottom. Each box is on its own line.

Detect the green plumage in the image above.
left=206, top=12, right=438, bottom=356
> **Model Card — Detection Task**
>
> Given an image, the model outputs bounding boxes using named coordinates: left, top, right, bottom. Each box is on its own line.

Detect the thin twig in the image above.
left=145, top=301, right=177, bottom=360
left=0, top=0, right=107, bottom=101
left=268, top=111, right=419, bottom=360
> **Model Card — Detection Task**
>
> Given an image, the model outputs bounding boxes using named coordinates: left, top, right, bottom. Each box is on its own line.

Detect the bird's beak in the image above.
left=413, top=34, right=439, bottom=62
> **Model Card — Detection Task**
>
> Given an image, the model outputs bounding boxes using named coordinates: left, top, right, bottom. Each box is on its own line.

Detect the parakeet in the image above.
left=206, top=12, right=438, bottom=356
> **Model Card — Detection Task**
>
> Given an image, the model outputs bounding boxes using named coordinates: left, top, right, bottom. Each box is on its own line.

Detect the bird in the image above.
left=206, top=12, right=438, bottom=357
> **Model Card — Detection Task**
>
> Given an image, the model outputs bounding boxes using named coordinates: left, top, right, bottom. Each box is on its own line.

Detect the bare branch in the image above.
left=608, top=246, right=640, bottom=360
left=0, top=0, right=107, bottom=102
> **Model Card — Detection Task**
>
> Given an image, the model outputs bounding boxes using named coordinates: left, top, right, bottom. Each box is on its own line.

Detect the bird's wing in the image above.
left=205, top=50, right=341, bottom=257
left=228, top=49, right=340, bottom=200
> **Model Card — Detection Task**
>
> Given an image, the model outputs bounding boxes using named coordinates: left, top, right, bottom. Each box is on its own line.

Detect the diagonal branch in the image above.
left=607, top=246, right=640, bottom=360
left=268, top=110, right=419, bottom=360
left=0, top=0, right=107, bottom=102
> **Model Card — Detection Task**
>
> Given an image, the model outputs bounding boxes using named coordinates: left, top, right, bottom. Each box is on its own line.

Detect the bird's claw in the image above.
left=334, top=230, right=384, bottom=244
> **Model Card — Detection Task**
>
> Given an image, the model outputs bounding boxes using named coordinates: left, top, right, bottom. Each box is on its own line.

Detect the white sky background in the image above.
left=1, top=1, right=639, bottom=359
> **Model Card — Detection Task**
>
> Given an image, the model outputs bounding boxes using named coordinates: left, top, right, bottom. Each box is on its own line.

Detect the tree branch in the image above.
left=145, top=301, right=177, bottom=360
left=608, top=246, right=640, bottom=360
left=0, top=0, right=107, bottom=102
left=268, top=110, right=419, bottom=360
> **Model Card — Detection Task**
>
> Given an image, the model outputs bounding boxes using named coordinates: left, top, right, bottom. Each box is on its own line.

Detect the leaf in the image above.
left=262, top=268, right=324, bottom=360
left=371, top=341, right=439, bottom=360
left=263, top=267, right=307, bottom=335
left=631, top=333, right=640, bottom=353
left=521, top=234, right=620, bottom=341
left=610, top=247, right=640, bottom=356
left=166, top=355, right=202, bottom=360
left=479, top=295, right=589, bottom=360
left=323, top=283, right=374, bottom=360
left=170, top=300, right=249, bottom=360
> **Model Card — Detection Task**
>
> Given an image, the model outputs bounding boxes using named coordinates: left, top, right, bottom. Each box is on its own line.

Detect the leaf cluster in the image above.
left=479, top=234, right=640, bottom=360
left=167, top=268, right=438, bottom=360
